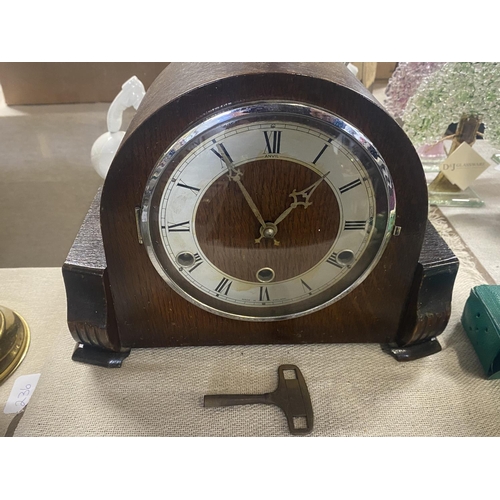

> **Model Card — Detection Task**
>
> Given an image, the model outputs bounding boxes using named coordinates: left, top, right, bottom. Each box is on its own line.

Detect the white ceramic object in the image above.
left=347, top=63, right=359, bottom=77
left=91, top=76, right=146, bottom=179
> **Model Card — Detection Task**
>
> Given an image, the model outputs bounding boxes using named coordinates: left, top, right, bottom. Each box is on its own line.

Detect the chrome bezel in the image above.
left=141, top=101, right=396, bottom=322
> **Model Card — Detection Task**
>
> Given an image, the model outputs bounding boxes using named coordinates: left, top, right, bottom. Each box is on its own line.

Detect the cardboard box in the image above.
left=351, top=62, right=378, bottom=89
left=0, top=62, right=169, bottom=105
left=0, top=62, right=398, bottom=106
left=376, top=62, right=397, bottom=80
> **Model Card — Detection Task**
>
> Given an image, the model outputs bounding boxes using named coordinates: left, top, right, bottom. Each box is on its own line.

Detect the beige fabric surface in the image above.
left=0, top=268, right=67, bottom=436
left=4, top=213, right=500, bottom=437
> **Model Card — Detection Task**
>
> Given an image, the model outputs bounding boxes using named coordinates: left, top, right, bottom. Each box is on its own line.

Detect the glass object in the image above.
left=418, top=142, right=447, bottom=173
left=428, top=186, right=484, bottom=207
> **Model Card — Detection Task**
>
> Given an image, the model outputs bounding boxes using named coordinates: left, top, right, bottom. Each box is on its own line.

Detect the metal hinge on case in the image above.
left=393, top=226, right=402, bottom=236
left=135, top=207, right=143, bottom=245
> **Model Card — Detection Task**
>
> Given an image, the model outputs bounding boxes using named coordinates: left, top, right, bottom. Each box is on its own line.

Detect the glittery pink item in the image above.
left=385, top=63, right=445, bottom=119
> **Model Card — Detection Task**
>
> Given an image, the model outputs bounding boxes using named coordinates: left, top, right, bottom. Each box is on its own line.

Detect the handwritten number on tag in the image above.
left=18, top=384, right=31, bottom=398
left=15, top=384, right=32, bottom=407
left=4, top=375, right=41, bottom=414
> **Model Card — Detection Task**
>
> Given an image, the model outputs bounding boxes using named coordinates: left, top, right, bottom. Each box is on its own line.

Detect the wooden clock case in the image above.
left=62, top=63, right=459, bottom=367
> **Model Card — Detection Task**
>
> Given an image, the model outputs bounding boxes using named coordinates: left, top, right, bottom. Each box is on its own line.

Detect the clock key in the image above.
left=204, top=364, right=314, bottom=435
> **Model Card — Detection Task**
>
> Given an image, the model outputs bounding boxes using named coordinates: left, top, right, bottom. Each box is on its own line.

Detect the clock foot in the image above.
left=381, top=337, right=442, bottom=362
left=72, top=343, right=130, bottom=368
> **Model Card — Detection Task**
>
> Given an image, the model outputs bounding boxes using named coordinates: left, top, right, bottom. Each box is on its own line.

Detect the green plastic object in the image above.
left=462, top=285, right=500, bottom=379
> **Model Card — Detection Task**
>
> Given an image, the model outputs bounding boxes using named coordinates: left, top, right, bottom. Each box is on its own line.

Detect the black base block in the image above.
left=381, top=337, right=442, bottom=362
left=72, top=343, right=131, bottom=368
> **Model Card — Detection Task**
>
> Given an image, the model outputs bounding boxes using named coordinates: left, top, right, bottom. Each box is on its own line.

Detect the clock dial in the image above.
left=141, top=102, right=396, bottom=321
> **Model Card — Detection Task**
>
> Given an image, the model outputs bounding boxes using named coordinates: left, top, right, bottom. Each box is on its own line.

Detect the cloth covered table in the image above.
left=1, top=211, right=499, bottom=437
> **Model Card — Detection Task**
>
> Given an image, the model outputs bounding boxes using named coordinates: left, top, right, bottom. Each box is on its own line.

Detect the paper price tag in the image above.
left=439, top=142, right=490, bottom=190
left=3, top=373, right=41, bottom=414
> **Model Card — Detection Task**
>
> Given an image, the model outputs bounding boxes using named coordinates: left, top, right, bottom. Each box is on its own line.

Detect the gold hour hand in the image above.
left=273, top=171, right=330, bottom=227
left=214, top=144, right=267, bottom=229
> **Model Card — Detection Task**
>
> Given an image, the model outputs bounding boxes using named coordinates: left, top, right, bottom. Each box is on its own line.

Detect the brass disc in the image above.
left=0, top=306, right=30, bottom=384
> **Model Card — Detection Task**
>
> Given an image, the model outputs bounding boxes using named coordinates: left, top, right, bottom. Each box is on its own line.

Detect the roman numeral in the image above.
left=300, top=279, right=313, bottom=294
left=211, top=143, right=233, bottom=163
left=344, top=220, right=366, bottom=231
left=177, top=182, right=200, bottom=195
left=326, top=252, right=343, bottom=268
left=167, top=221, right=190, bottom=232
left=259, top=286, right=270, bottom=302
left=339, top=179, right=362, bottom=194
left=312, top=139, right=332, bottom=164
left=215, top=277, right=232, bottom=295
left=188, top=253, right=203, bottom=273
left=264, top=131, right=281, bottom=154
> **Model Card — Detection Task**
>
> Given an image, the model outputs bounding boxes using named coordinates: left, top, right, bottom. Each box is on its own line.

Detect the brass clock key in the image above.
left=204, top=365, right=314, bottom=436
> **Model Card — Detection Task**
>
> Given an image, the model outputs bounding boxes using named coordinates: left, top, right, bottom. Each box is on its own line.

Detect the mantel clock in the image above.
left=63, top=63, right=459, bottom=366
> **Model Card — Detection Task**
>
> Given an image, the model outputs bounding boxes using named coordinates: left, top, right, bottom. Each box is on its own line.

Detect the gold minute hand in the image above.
left=273, top=171, right=330, bottom=227
left=215, top=144, right=267, bottom=229
left=235, top=176, right=267, bottom=229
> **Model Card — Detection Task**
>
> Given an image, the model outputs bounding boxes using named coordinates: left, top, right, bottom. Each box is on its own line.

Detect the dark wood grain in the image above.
left=64, top=200, right=458, bottom=352
left=195, top=159, right=340, bottom=282
left=95, top=62, right=429, bottom=348
left=397, top=221, right=459, bottom=346
left=63, top=189, right=123, bottom=352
